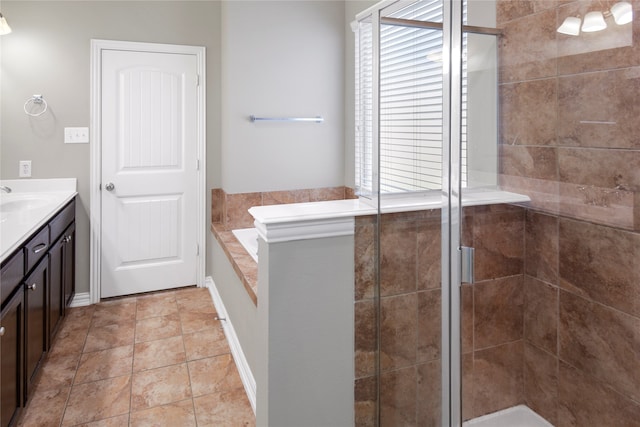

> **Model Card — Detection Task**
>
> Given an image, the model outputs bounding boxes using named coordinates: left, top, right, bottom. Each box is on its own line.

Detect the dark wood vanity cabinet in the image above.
left=48, top=222, right=75, bottom=341
left=48, top=238, right=64, bottom=343
left=0, top=288, right=24, bottom=427
left=23, top=259, right=47, bottom=398
left=62, top=224, right=75, bottom=309
left=0, top=197, right=75, bottom=427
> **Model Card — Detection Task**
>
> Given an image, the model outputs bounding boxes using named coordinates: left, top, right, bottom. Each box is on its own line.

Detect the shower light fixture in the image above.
left=582, top=11, right=607, bottom=32
left=557, top=16, right=582, bottom=36
left=611, top=1, right=633, bottom=25
left=557, top=1, right=633, bottom=36
left=0, top=13, right=11, bottom=35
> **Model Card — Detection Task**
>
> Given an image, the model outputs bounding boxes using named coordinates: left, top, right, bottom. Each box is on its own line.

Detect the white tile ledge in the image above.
left=249, top=189, right=530, bottom=243
left=254, top=216, right=355, bottom=243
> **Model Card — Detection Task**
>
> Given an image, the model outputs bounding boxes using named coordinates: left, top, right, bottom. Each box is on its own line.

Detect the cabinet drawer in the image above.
left=1, top=250, right=24, bottom=307
left=24, top=227, right=49, bottom=274
left=49, top=199, right=75, bottom=243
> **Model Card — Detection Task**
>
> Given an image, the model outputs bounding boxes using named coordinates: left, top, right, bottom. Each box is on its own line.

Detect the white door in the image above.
left=100, top=49, right=198, bottom=298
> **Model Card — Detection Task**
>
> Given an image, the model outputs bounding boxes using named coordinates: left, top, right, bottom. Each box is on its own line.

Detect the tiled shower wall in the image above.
left=498, top=0, right=640, bottom=425
left=354, top=204, right=528, bottom=425
left=354, top=206, right=640, bottom=426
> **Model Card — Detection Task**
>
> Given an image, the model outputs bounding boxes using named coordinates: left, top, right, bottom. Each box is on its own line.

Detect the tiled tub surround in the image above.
left=210, top=186, right=356, bottom=304
left=355, top=205, right=640, bottom=426
left=211, top=186, right=356, bottom=230
left=211, top=222, right=259, bottom=305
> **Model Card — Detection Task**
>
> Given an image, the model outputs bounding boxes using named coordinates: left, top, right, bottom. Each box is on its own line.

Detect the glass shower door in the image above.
left=359, top=1, right=640, bottom=426
left=447, top=1, right=505, bottom=424
left=354, top=0, right=508, bottom=425
left=448, top=0, right=538, bottom=423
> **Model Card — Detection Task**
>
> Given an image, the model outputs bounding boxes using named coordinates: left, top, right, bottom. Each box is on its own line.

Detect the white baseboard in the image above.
left=69, top=292, right=91, bottom=307
left=205, top=276, right=256, bottom=414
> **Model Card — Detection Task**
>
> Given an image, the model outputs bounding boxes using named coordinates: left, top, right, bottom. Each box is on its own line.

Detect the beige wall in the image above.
left=1, top=1, right=371, bottom=294
left=0, top=1, right=220, bottom=292
left=0, top=1, right=223, bottom=293
left=0, top=1, right=349, bottom=296
left=221, top=0, right=346, bottom=194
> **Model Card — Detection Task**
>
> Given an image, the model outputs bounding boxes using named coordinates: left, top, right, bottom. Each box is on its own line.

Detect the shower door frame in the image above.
left=441, top=0, right=464, bottom=425
left=366, top=1, right=467, bottom=424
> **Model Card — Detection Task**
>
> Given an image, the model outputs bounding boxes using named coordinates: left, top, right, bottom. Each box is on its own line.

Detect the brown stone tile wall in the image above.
left=497, top=0, right=640, bottom=231
left=498, top=0, right=640, bottom=424
left=354, top=204, right=526, bottom=425
left=356, top=208, right=640, bottom=426
left=211, top=186, right=356, bottom=230
left=523, top=209, right=640, bottom=426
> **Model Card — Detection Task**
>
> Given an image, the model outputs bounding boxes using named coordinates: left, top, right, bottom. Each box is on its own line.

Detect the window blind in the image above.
left=355, top=20, right=374, bottom=197
left=355, top=0, right=468, bottom=195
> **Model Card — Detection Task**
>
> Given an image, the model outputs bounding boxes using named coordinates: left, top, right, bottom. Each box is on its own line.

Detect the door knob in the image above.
left=0, top=326, right=5, bottom=337
left=27, top=283, right=37, bottom=291
left=105, top=183, right=115, bottom=191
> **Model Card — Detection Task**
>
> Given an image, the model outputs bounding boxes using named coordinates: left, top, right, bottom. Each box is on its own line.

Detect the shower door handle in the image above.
left=460, top=246, right=475, bottom=284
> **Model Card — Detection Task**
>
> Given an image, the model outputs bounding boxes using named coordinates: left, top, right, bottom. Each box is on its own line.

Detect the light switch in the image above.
left=64, top=127, right=89, bottom=144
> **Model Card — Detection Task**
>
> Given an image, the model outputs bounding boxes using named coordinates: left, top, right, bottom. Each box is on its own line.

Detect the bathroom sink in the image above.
left=0, top=194, right=57, bottom=213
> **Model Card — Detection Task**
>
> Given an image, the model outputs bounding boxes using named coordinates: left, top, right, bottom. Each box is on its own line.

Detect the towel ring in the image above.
left=24, top=95, right=48, bottom=117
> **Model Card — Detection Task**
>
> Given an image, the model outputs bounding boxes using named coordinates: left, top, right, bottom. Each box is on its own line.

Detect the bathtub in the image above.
left=232, top=227, right=259, bottom=263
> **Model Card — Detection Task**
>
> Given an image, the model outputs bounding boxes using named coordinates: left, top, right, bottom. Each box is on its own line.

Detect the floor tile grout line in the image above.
left=58, top=307, right=93, bottom=427
left=21, top=288, right=252, bottom=426
left=183, top=313, right=201, bottom=426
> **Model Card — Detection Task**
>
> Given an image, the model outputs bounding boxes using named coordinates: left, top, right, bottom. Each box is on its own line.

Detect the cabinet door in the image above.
left=48, top=236, right=64, bottom=345
left=63, top=223, right=75, bottom=309
left=1, top=289, right=24, bottom=427
left=1, top=250, right=24, bottom=308
left=24, top=258, right=47, bottom=398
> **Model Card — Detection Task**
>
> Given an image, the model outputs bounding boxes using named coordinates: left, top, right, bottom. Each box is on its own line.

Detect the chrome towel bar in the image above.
left=249, top=115, right=324, bottom=123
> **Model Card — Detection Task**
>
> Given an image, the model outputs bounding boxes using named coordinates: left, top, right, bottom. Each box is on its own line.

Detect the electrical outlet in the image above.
left=19, top=160, right=32, bottom=178
left=64, top=127, right=89, bottom=144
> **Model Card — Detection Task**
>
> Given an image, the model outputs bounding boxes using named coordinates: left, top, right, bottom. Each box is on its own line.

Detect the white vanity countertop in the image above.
left=0, top=179, right=78, bottom=264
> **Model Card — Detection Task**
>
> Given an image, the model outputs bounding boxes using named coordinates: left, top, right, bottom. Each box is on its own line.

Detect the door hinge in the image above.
left=196, top=244, right=200, bottom=256
left=196, top=159, right=200, bottom=171
left=196, top=74, right=200, bottom=86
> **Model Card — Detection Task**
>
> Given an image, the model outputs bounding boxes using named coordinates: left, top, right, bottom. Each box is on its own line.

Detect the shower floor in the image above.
left=463, top=405, right=553, bottom=427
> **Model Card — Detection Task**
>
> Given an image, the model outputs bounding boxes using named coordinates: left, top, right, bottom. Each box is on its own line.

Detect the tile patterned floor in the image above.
left=17, top=287, right=255, bottom=427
